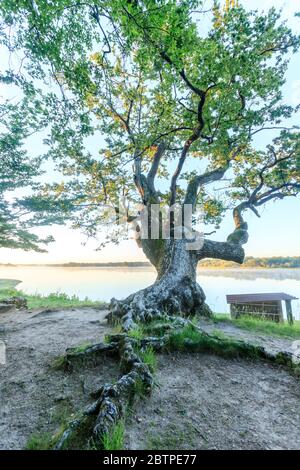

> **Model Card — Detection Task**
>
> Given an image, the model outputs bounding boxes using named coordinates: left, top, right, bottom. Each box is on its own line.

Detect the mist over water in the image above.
left=0, top=266, right=299, bottom=320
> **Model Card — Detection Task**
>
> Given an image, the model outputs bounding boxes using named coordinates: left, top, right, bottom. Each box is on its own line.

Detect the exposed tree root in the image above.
left=52, top=341, right=119, bottom=372
left=54, top=334, right=153, bottom=449
left=52, top=316, right=297, bottom=450
left=107, top=281, right=212, bottom=331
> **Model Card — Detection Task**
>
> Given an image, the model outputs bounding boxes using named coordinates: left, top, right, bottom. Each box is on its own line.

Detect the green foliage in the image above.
left=0, top=1, right=299, bottom=244
left=101, top=421, right=125, bottom=451
left=214, top=314, right=300, bottom=339
left=138, top=346, right=157, bottom=373
left=0, top=92, right=55, bottom=250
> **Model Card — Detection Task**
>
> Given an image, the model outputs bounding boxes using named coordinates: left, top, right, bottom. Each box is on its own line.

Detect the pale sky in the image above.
left=0, top=0, right=299, bottom=264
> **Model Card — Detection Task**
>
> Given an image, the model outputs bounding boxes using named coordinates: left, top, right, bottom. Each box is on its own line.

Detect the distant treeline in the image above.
left=0, top=262, right=151, bottom=267
left=1, top=258, right=300, bottom=268
left=199, top=257, right=300, bottom=268
left=50, top=262, right=151, bottom=267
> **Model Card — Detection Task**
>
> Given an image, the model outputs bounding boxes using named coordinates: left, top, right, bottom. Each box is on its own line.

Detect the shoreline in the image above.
left=1, top=264, right=300, bottom=270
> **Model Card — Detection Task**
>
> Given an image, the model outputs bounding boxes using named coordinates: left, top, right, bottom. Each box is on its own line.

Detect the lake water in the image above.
left=0, top=266, right=300, bottom=320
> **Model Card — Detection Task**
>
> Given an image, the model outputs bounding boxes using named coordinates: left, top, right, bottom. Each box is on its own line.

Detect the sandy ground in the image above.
left=0, top=307, right=117, bottom=450
left=0, top=308, right=299, bottom=450
left=126, top=353, right=300, bottom=450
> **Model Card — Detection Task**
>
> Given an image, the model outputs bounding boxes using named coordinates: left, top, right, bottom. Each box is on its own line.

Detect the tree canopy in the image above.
left=0, top=76, right=53, bottom=251
left=0, top=0, right=299, bottom=248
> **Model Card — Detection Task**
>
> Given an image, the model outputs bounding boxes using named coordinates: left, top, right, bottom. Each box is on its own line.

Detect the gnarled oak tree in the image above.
left=1, top=1, right=299, bottom=327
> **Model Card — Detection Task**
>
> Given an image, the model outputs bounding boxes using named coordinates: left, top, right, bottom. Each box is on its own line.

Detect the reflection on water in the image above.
left=0, top=266, right=299, bottom=319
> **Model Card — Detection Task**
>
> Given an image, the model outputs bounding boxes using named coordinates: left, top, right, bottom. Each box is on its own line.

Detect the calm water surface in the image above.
left=0, top=266, right=299, bottom=319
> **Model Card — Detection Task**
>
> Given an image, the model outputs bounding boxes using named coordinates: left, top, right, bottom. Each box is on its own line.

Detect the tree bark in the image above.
left=107, top=156, right=249, bottom=330
left=107, top=238, right=213, bottom=330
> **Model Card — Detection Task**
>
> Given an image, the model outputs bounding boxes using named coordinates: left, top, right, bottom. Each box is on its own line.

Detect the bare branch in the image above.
left=198, top=239, right=245, bottom=264
left=146, top=142, right=166, bottom=195
left=259, top=40, right=299, bottom=56
left=91, top=5, right=112, bottom=56
left=170, top=92, right=207, bottom=207
left=184, top=166, right=229, bottom=208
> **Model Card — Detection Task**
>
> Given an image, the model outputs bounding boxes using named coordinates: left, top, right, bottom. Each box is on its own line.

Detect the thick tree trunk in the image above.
left=107, top=194, right=248, bottom=330
left=107, top=238, right=212, bottom=330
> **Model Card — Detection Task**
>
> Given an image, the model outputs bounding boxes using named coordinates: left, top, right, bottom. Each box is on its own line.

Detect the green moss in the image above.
left=68, top=342, right=93, bottom=354
left=101, top=421, right=125, bottom=450
left=51, top=355, right=69, bottom=370
left=51, top=341, right=97, bottom=370
left=26, top=412, right=97, bottom=451
left=142, top=318, right=177, bottom=337
left=60, top=415, right=96, bottom=450
left=167, top=323, right=262, bottom=359
left=214, top=314, right=300, bottom=339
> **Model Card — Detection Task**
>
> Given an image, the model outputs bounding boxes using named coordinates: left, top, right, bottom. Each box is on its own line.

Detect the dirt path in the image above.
left=126, top=353, right=300, bottom=450
left=0, top=309, right=299, bottom=450
left=0, top=307, right=116, bottom=450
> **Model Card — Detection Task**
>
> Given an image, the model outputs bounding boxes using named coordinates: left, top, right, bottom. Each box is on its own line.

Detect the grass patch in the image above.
left=133, top=377, right=149, bottom=399
left=0, top=286, right=104, bottom=310
left=25, top=400, right=76, bottom=450
left=128, top=325, right=145, bottom=340
left=139, top=346, right=157, bottom=373
left=101, top=421, right=125, bottom=450
left=25, top=412, right=96, bottom=450
left=214, top=314, right=300, bottom=339
left=167, top=323, right=262, bottom=359
left=25, top=432, right=54, bottom=450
